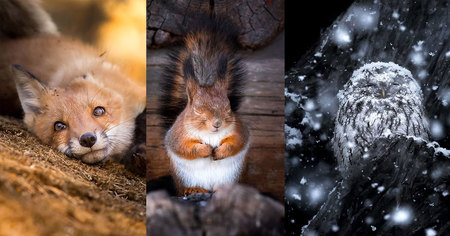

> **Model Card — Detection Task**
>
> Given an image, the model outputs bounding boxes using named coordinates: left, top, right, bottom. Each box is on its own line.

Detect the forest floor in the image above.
left=0, top=116, right=145, bottom=235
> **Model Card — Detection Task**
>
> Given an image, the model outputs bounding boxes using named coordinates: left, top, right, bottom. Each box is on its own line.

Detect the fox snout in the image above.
left=79, top=132, right=97, bottom=148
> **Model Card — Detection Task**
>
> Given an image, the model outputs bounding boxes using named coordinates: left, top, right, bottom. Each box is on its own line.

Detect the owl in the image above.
left=333, top=62, right=430, bottom=173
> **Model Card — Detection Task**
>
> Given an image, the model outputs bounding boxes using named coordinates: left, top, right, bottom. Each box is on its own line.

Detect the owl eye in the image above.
left=54, top=121, right=67, bottom=131
left=93, top=106, right=106, bottom=117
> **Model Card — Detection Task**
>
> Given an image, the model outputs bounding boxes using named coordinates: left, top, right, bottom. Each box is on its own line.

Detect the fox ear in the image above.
left=11, top=64, right=48, bottom=115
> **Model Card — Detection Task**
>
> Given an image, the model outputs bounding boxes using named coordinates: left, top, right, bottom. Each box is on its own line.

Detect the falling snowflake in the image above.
left=390, top=206, right=414, bottom=226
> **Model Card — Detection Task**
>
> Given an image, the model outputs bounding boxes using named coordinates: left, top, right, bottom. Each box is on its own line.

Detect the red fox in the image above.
left=0, top=0, right=146, bottom=164
left=159, top=15, right=250, bottom=195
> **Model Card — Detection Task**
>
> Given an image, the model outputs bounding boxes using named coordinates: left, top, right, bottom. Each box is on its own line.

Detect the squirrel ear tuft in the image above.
left=183, top=56, right=195, bottom=81
left=11, top=64, right=47, bottom=115
left=185, top=80, right=197, bottom=105
left=183, top=57, right=197, bottom=104
left=217, top=55, right=228, bottom=81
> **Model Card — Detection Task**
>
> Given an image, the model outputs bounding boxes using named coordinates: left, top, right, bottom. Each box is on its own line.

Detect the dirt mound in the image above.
left=0, top=116, right=145, bottom=235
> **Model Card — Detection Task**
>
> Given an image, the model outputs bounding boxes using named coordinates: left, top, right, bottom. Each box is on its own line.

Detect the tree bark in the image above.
left=148, top=0, right=285, bottom=49
left=304, top=136, right=450, bottom=235
left=147, top=184, right=285, bottom=235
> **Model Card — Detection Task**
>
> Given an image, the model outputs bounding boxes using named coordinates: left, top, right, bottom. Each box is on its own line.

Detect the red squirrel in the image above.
left=160, top=16, right=250, bottom=196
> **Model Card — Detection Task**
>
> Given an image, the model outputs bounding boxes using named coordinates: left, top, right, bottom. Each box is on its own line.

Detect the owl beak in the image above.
left=382, top=89, right=385, bottom=98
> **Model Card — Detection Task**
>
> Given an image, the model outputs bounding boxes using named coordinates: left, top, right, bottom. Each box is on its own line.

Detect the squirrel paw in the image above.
left=195, top=143, right=213, bottom=158
left=183, top=187, right=210, bottom=196
left=212, top=144, right=232, bottom=160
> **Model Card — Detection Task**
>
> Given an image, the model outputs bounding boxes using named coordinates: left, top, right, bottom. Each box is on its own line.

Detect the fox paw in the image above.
left=183, top=187, right=211, bottom=196
left=121, top=143, right=146, bottom=176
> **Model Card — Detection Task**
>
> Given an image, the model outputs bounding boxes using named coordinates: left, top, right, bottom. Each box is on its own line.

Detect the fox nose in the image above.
left=79, top=132, right=97, bottom=147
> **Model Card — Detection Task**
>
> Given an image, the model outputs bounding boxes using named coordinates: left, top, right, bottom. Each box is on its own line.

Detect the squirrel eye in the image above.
left=93, top=106, right=106, bottom=117
left=54, top=121, right=67, bottom=131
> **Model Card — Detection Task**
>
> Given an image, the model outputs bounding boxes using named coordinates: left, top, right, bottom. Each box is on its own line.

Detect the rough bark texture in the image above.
left=147, top=184, right=285, bottom=235
left=304, top=136, right=450, bottom=235
left=147, top=0, right=285, bottom=49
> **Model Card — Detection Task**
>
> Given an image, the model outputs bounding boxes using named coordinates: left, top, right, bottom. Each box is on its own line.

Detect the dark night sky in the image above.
left=285, top=0, right=354, bottom=69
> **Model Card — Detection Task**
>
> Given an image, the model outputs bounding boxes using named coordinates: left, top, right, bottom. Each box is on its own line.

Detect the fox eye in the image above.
left=54, top=122, right=67, bottom=131
left=93, top=106, right=105, bottom=117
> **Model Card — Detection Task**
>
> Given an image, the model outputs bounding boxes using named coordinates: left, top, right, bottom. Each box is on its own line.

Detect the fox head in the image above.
left=12, top=64, right=136, bottom=164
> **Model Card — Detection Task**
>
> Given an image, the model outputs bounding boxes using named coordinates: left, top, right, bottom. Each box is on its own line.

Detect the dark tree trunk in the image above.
left=305, top=136, right=450, bottom=235
left=147, top=0, right=284, bottom=49
left=147, top=184, right=284, bottom=235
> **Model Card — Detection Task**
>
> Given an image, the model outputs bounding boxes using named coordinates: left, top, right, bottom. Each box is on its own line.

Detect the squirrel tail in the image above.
left=0, top=0, right=58, bottom=39
left=158, top=14, right=245, bottom=128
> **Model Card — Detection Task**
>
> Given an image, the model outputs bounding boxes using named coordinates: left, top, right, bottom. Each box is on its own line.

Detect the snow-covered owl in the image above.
left=333, top=62, right=430, bottom=173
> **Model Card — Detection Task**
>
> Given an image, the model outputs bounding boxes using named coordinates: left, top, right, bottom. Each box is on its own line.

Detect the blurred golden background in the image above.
left=42, top=0, right=146, bottom=85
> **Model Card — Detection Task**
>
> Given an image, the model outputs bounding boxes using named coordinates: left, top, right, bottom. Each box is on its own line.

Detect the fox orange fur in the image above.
left=0, top=1, right=145, bottom=164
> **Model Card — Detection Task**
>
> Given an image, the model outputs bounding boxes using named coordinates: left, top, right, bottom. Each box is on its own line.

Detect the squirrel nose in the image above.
left=213, top=120, right=222, bottom=129
left=79, top=132, right=97, bottom=147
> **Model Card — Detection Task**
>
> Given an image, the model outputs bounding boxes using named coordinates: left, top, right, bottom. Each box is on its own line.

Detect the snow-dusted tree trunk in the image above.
left=304, top=137, right=450, bottom=235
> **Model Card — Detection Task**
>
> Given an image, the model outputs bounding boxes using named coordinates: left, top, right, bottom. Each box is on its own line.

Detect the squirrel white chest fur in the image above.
left=166, top=124, right=248, bottom=191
